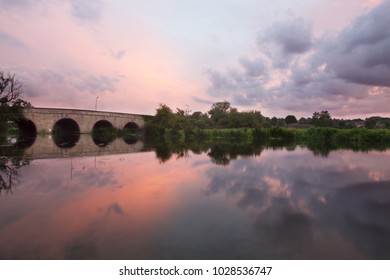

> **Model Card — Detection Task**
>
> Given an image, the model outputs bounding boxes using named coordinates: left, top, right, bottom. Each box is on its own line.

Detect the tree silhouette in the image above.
left=0, top=70, right=31, bottom=134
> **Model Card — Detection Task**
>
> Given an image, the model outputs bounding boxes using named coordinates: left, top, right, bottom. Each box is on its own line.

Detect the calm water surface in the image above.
left=1, top=135, right=390, bottom=259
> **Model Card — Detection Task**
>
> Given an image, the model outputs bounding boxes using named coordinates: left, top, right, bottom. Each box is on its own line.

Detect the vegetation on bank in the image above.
left=142, top=102, right=390, bottom=153
left=145, top=102, right=390, bottom=134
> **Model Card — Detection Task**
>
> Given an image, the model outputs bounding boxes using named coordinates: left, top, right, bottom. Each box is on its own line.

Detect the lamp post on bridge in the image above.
left=95, top=96, right=99, bottom=111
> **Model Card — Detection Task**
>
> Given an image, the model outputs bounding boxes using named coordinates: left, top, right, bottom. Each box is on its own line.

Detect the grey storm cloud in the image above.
left=239, top=56, right=269, bottom=78
left=205, top=1, right=390, bottom=116
left=205, top=69, right=230, bottom=91
left=112, top=49, right=127, bottom=60
left=205, top=72, right=267, bottom=106
left=205, top=57, right=269, bottom=106
left=263, top=18, right=313, bottom=54
left=15, top=68, right=120, bottom=105
left=258, top=17, right=314, bottom=68
left=319, top=0, right=390, bottom=87
left=0, top=30, right=28, bottom=49
left=0, top=0, right=103, bottom=24
left=74, top=74, right=119, bottom=93
left=70, top=0, right=103, bottom=23
left=0, top=0, right=33, bottom=8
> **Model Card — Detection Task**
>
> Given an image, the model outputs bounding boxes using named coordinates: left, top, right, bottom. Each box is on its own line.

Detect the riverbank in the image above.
left=148, top=127, right=390, bottom=154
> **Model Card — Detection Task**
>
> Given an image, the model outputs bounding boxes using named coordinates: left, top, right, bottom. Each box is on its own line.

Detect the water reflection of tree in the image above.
left=302, top=134, right=390, bottom=157
left=155, top=144, right=174, bottom=163
left=0, top=147, right=31, bottom=194
left=153, top=141, right=193, bottom=164
left=149, top=140, right=264, bottom=165
left=208, top=145, right=230, bottom=165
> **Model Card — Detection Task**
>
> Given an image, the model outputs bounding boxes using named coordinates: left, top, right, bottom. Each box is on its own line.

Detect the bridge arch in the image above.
left=122, top=122, right=140, bottom=145
left=16, top=119, right=37, bottom=136
left=92, top=120, right=116, bottom=147
left=123, top=121, right=139, bottom=132
left=14, top=119, right=37, bottom=147
left=93, top=120, right=114, bottom=130
left=53, top=118, right=80, bottom=134
left=52, top=118, right=80, bottom=148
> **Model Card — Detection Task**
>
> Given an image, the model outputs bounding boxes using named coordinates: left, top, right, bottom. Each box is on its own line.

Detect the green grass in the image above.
left=157, top=127, right=252, bottom=142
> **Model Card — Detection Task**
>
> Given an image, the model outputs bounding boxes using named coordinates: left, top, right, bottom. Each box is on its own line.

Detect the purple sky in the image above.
left=1, top=0, right=389, bottom=118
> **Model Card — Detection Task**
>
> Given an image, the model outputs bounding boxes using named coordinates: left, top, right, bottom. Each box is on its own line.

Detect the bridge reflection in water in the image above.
left=24, top=134, right=144, bottom=159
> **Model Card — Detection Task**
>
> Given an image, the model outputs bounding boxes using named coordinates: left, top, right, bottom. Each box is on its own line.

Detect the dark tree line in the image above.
left=274, top=111, right=390, bottom=129
left=149, top=101, right=265, bottom=131
left=145, top=102, right=390, bottom=142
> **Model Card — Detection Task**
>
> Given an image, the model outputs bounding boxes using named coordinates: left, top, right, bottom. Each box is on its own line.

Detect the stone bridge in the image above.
left=19, top=107, right=145, bottom=135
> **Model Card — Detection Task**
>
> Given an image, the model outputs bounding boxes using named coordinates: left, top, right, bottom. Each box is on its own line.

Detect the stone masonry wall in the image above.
left=22, top=108, right=145, bottom=133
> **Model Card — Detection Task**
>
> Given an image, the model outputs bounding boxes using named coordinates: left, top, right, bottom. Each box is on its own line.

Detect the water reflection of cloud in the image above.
left=65, top=233, right=98, bottom=260
left=323, top=181, right=390, bottom=259
left=106, top=203, right=124, bottom=215
left=63, top=202, right=123, bottom=260
left=0, top=151, right=196, bottom=259
left=237, top=187, right=267, bottom=209
left=191, top=159, right=211, bottom=168
left=253, top=197, right=313, bottom=259
left=19, top=157, right=120, bottom=194
left=73, top=168, right=119, bottom=188
left=204, top=149, right=390, bottom=259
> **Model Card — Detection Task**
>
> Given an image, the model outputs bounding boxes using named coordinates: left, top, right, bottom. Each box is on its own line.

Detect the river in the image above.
left=0, top=135, right=389, bottom=259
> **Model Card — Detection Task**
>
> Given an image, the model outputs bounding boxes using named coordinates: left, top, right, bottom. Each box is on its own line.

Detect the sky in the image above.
left=1, top=0, right=389, bottom=118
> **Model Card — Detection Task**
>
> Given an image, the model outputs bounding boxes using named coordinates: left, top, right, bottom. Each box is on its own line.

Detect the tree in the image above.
left=174, top=107, right=191, bottom=130
left=209, top=101, right=231, bottom=114
left=365, top=116, right=381, bottom=129
left=270, top=117, right=278, bottom=127
left=208, top=101, right=231, bottom=126
left=0, top=71, right=24, bottom=106
left=0, top=71, right=31, bottom=134
left=176, top=105, right=191, bottom=117
left=191, top=111, right=211, bottom=129
left=276, top=118, right=287, bottom=127
left=299, top=117, right=312, bottom=124
left=312, top=111, right=333, bottom=127
left=153, top=103, right=174, bottom=127
left=385, top=119, right=390, bottom=129
left=285, top=115, right=298, bottom=124
left=237, top=110, right=264, bottom=128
